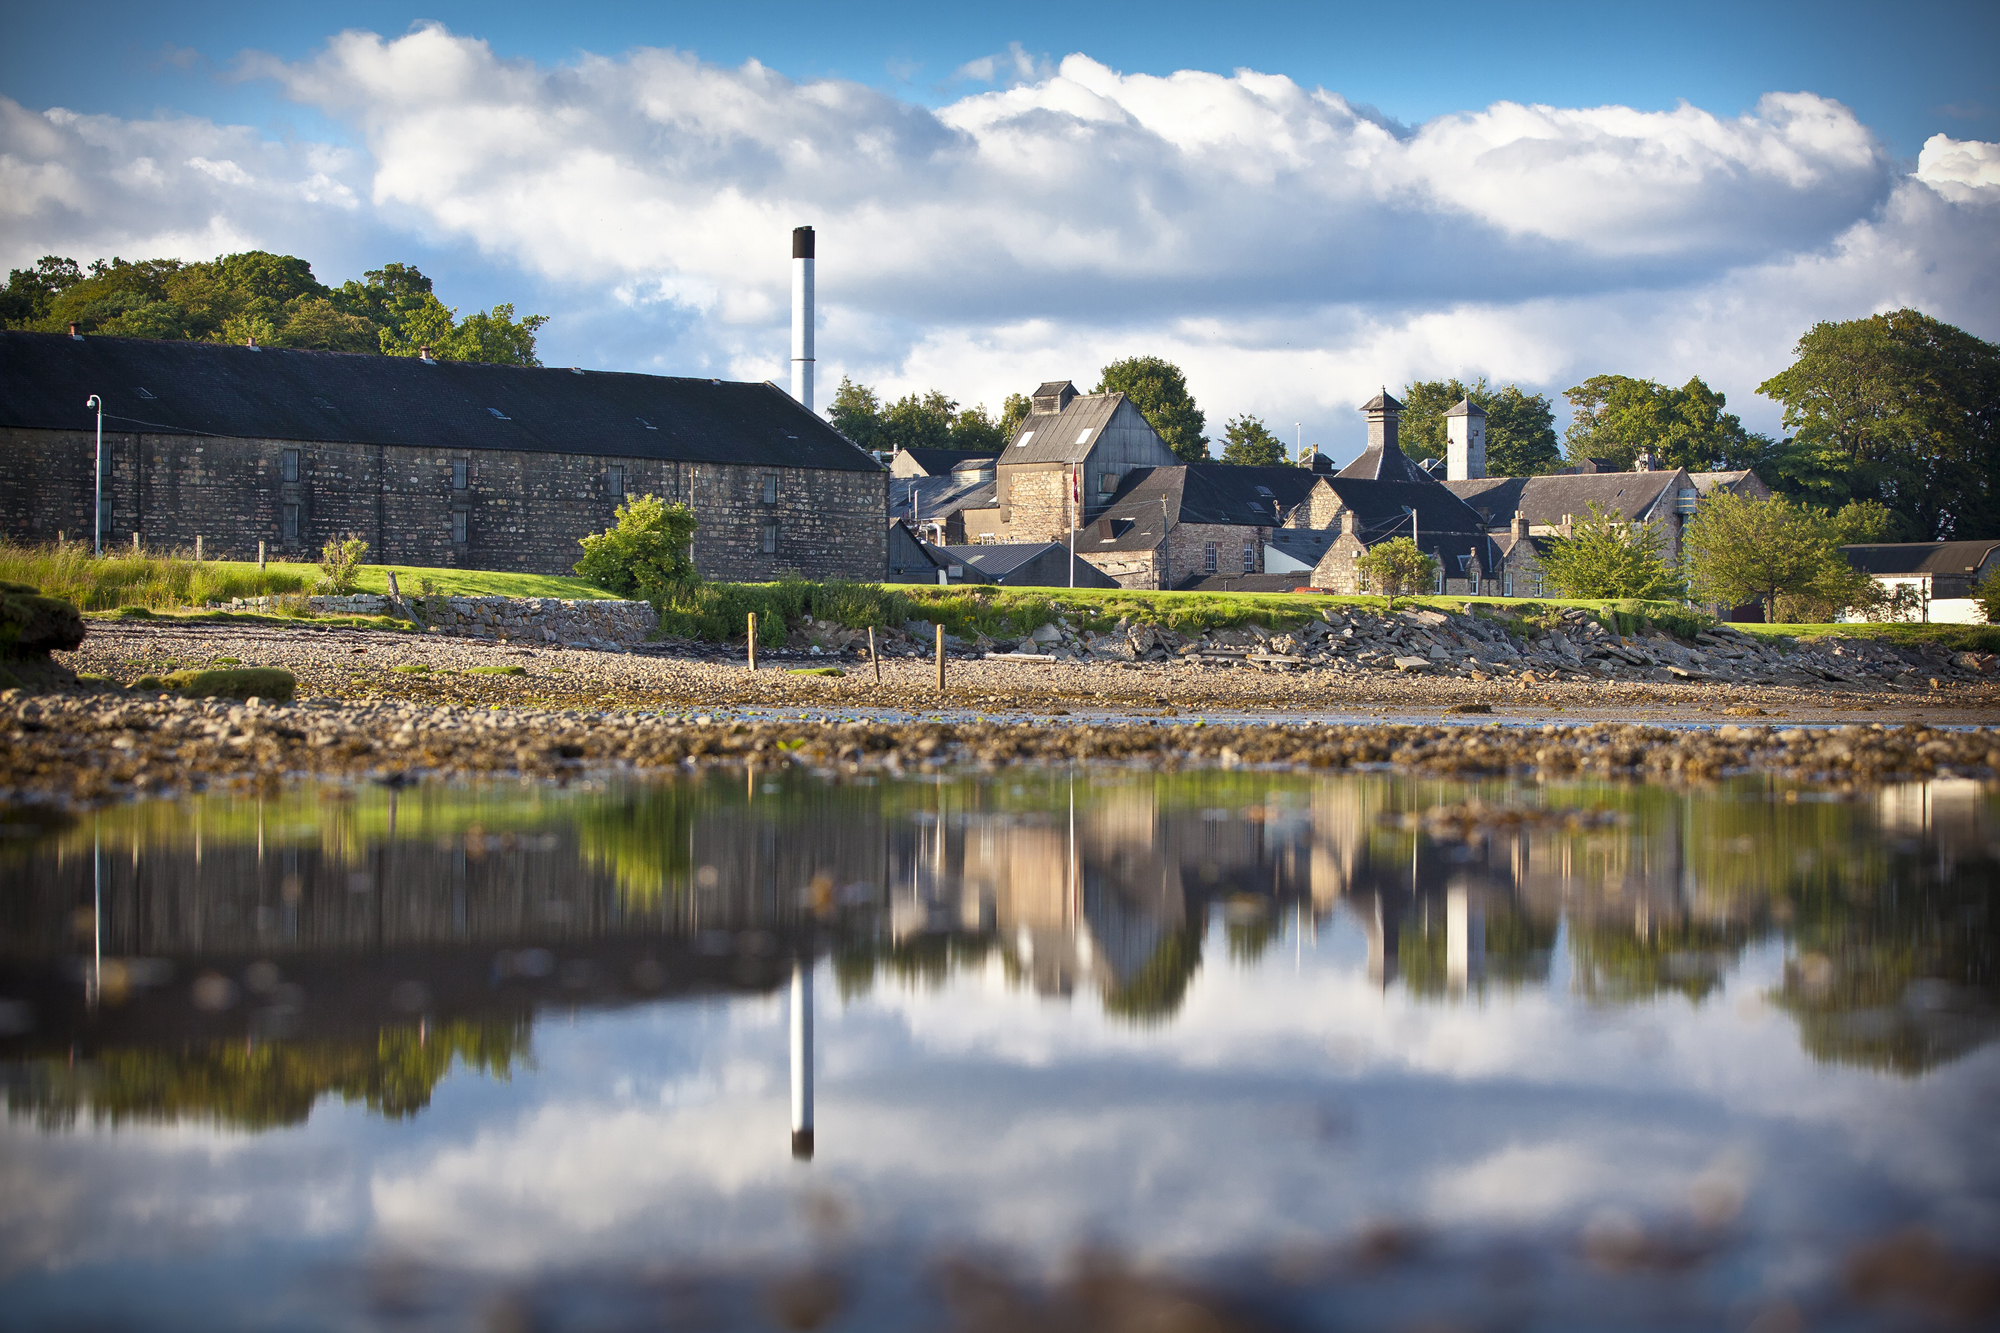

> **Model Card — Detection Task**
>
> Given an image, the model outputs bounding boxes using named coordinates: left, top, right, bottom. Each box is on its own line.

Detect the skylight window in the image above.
left=1075, top=429, right=1093, bottom=445
left=134, top=387, right=156, bottom=400
left=486, top=407, right=511, bottom=420
left=1016, top=431, right=1035, bottom=447
left=636, top=417, right=658, bottom=430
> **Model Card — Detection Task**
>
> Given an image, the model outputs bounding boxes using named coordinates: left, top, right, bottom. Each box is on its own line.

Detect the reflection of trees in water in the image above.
left=6, top=1018, right=530, bottom=1130
left=1398, top=907, right=1558, bottom=1000
left=1102, top=927, right=1205, bottom=1024
left=1768, top=844, right=1999, bottom=1076
left=1225, top=903, right=1282, bottom=965
left=832, top=935, right=997, bottom=1002
left=1568, top=920, right=1755, bottom=1006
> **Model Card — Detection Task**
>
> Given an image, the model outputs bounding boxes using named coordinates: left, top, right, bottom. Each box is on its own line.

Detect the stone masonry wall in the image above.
left=997, top=463, right=1073, bottom=542
left=0, top=427, right=885, bottom=582
left=227, top=593, right=660, bottom=648
left=1168, top=522, right=1266, bottom=584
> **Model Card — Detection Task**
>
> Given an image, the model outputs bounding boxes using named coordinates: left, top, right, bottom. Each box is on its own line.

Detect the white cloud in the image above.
left=2, top=24, right=1995, bottom=454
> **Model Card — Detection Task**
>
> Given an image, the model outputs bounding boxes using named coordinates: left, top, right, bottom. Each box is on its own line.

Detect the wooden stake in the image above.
left=194, top=536, right=203, bottom=562
left=131, top=532, right=140, bottom=555
left=258, top=540, right=266, bottom=572
left=869, top=625, right=881, bottom=683
left=935, top=622, right=945, bottom=691
left=747, top=612, right=758, bottom=671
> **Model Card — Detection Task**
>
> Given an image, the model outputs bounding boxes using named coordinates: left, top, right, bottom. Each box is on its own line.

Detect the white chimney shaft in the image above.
left=791, top=226, right=815, bottom=412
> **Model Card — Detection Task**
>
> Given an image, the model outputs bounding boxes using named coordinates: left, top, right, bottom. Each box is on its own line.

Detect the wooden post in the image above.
left=935, top=622, right=945, bottom=691
left=131, top=532, right=140, bottom=555
left=257, top=540, right=266, bottom=572
left=194, top=536, right=203, bottom=562
left=869, top=625, right=881, bottom=684
left=747, top=612, right=758, bottom=671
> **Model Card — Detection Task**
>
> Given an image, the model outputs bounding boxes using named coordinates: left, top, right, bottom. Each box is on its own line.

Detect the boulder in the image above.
left=0, top=583, right=85, bottom=658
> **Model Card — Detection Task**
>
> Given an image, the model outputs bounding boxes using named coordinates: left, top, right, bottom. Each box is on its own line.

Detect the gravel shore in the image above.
left=55, top=620, right=2000, bottom=727
left=6, top=679, right=1997, bottom=810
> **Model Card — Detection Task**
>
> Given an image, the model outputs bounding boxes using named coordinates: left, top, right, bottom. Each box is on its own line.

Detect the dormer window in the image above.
left=1098, top=472, right=1117, bottom=496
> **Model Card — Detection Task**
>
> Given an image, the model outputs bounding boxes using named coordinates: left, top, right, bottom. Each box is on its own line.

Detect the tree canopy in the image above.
left=1561, top=374, right=1771, bottom=473
left=1680, top=491, right=1877, bottom=623
left=1757, top=309, right=1999, bottom=541
left=0, top=251, right=547, bottom=366
left=1356, top=536, right=1438, bottom=610
left=1219, top=414, right=1288, bottom=466
left=1537, top=504, right=1684, bottom=599
left=1399, top=377, right=1560, bottom=475
left=1096, top=356, right=1209, bottom=462
left=826, top=379, right=1009, bottom=454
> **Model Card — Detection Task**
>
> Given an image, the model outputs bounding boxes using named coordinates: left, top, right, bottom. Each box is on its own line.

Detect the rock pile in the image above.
left=901, top=604, right=1995, bottom=691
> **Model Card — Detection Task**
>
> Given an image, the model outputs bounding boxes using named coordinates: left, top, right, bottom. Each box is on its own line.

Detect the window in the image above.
left=452, top=459, right=468, bottom=490
left=452, top=510, right=469, bottom=545
left=1434, top=563, right=1445, bottom=593
left=98, top=497, right=112, bottom=533
left=486, top=407, right=510, bottom=420
left=281, top=449, right=300, bottom=482
left=281, top=503, right=299, bottom=541
left=1242, top=543, right=1256, bottom=574
left=1099, top=472, right=1117, bottom=496
left=761, top=523, right=779, bottom=554
left=1015, top=430, right=1034, bottom=448
left=607, top=465, right=625, bottom=499
left=1204, top=542, right=1219, bottom=574
left=761, top=473, right=779, bottom=505
left=1075, top=429, right=1093, bottom=445
left=1503, top=570, right=1513, bottom=597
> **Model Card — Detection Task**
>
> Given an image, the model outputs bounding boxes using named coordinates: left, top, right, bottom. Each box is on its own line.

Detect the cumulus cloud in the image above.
left=3, top=23, right=1996, bottom=452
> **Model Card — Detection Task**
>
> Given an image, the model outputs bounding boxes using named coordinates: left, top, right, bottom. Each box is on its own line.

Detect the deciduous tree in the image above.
left=1537, top=504, right=1684, bottom=599
left=1681, top=491, right=1867, bottom=623
left=1356, top=537, right=1438, bottom=611
left=575, top=495, right=700, bottom=601
left=1563, top=374, right=1769, bottom=472
left=1219, top=414, right=1286, bottom=466
left=1096, top=356, right=1208, bottom=462
left=1400, top=377, right=1560, bottom=475
left=1757, top=309, right=2000, bottom=540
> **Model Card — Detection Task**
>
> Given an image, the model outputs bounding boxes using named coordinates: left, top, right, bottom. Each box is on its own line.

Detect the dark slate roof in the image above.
left=1841, top=540, right=2000, bottom=577
left=1316, top=477, right=1491, bottom=538
left=1442, top=469, right=1687, bottom=526
left=1443, top=397, right=1486, bottom=418
left=1005, top=391, right=1141, bottom=464
left=945, top=542, right=1060, bottom=580
left=1335, top=436, right=1431, bottom=484
left=1178, top=463, right=1320, bottom=526
left=889, top=473, right=996, bottom=522
left=0, top=331, right=883, bottom=471
left=894, top=446, right=998, bottom=477
left=1268, top=528, right=1340, bottom=567
left=1360, top=389, right=1402, bottom=412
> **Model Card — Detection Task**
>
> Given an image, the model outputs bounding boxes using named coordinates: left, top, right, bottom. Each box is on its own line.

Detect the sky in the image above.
left=3, top=0, right=1997, bottom=458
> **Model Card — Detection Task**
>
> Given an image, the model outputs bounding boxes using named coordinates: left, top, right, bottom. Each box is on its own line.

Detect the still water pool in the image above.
left=3, top=771, right=1997, bottom=1331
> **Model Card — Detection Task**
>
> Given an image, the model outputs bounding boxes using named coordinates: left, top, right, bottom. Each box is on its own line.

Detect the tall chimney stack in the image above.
left=791, top=226, right=815, bottom=412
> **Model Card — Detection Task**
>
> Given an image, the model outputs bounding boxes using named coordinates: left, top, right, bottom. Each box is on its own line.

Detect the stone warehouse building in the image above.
left=0, top=332, right=887, bottom=580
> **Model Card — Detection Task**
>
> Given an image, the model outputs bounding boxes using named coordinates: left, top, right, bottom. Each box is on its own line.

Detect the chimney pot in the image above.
left=419, top=346, right=434, bottom=362
left=68, top=322, right=81, bottom=339
left=1512, top=513, right=1529, bottom=539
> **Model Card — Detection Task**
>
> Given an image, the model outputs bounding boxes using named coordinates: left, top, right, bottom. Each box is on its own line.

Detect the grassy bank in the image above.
left=1, top=541, right=313, bottom=611
left=0, top=543, right=614, bottom=612
left=1736, top=620, right=2000, bottom=653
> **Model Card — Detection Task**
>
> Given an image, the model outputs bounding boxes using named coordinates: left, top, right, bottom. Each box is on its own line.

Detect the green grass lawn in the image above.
left=1735, top=620, right=2000, bottom=652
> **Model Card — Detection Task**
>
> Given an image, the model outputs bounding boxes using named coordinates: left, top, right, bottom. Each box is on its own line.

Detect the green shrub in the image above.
left=318, top=535, right=369, bottom=594
left=1976, top=568, right=2000, bottom=626
left=575, top=495, right=698, bottom=599
left=1355, top=538, right=1439, bottom=611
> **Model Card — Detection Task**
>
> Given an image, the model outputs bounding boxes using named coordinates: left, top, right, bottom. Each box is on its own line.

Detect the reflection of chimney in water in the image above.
left=1366, top=893, right=1399, bottom=989
left=790, top=957, right=814, bottom=1160
left=1447, top=884, right=1485, bottom=996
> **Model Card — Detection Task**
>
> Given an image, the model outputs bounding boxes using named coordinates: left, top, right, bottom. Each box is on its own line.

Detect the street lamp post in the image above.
left=85, top=395, right=104, bottom=556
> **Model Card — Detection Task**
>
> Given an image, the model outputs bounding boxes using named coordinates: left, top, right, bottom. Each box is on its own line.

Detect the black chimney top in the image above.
left=792, top=226, right=815, bottom=259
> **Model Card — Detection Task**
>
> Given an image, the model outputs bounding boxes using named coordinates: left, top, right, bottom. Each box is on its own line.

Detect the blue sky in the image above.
left=3, top=0, right=1996, bottom=454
